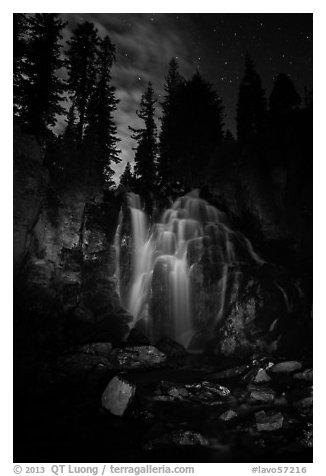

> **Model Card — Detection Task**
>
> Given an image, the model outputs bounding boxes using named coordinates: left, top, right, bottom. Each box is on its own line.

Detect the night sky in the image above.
left=59, top=13, right=313, bottom=179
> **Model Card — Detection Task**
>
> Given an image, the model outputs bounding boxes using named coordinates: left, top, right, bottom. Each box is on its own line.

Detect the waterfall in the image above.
left=115, top=191, right=264, bottom=349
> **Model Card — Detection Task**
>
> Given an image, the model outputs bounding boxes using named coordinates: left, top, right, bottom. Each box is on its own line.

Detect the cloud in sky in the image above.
left=61, top=13, right=198, bottom=180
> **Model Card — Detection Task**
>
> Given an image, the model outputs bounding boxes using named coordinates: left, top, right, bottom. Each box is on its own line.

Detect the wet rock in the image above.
left=156, top=337, right=188, bottom=358
left=71, top=342, right=112, bottom=357
left=248, top=385, right=276, bottom=403
left=255, top=410, right=284, bottom=431
left=219, top=409, right=237, bottom=421
left=253, top=368, right=271, bottom=383
left=101, top=376, right=136, bottom=416
left=270, top=361, right=302, bottom=374
left=154, top=380, right=230, bottom=405
left=144, top=429, right=208, bottom=450
left=167, top=386, right=189, bottom=399
left=294, top=396, right=313, bottom=411
left=300, top=428, right=313, bottom=448
left=108, top=346, right=167, bottom=370
left=201, top=381, right=230, bottom=397
left=171, top=430, right=208, bottom=446
left=293, top=369, right=313, bottom=382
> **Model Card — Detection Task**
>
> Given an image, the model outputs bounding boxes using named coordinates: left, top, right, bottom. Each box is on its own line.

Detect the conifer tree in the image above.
left=158, top=58, right=185, bottom=188
left=119, top=162, right=134, bottom=189
left=268, top=73, right=302, bottom=169
left=17, top=14, right=66, bottom=137
left=236, top=54, right=266, bottom=147
left=269, top=73, right=301, bottom=114
left=129, top=82, right=157, bottom=194
left=177, top=71, right=224, bottom=188
left=66, top=21, right=99, bottom=145
left=83, top=35, right=120, bottom=182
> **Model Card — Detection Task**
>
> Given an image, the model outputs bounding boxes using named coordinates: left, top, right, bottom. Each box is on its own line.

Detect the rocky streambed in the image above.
left=14, top=340, right=312, bottom=463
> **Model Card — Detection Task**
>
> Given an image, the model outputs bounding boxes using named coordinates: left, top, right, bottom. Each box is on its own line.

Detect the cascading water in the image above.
left=115, top=190, right=264, bottom=349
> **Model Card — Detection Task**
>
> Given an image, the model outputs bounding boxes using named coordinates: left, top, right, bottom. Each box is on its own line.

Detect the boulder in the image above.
left=249, top=386, right=276, bottom=403
left=255, top=411, right=284, bottom=431
left=101, top=376, right=136, bottom=416
left=253, top=368, right=271, bottom=383
left=293, top=369, right=313, bottom=382
left=108, top=346, right=167, bottom=370
left=294, top=396, right=313, bottom=411
left=154, top=380, right=230, bottom=405
left=171, top=430, right=208, bottom=446
left=270, top=361, right=302, bottom=374
left=71, top=342, right=112, bottom=357
left=219, top=409, right=237, bottom=421
left=143, top=429, right=208, bottom=450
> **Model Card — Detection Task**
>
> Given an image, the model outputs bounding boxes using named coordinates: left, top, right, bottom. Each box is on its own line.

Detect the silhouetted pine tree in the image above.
left=62, top=104, right=77, bottom=149
left=66, top=21, right=99, bottom=145
left=236, top=54, right=266, bottom=148
left=177, top=71, right=224, bottom=189
left=83, top=35, right=120, bottom=185
left=129, top=82, right=157, bottom=196
left=158, top=58, right=185, bottom=190
left=269, top=73, right=301, bottom=115
left=267, top=73, right=302, bottom=169
left=17, top=14, right=66, bottom=138
left=119, top=162, right=134, bottom=189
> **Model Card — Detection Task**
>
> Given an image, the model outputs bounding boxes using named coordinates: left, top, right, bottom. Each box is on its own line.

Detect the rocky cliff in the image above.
left=14, top=126, right=131, bottom=360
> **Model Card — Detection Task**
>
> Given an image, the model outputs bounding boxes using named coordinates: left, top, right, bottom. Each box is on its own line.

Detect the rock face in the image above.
left=213, top=265, right=308, bottom=358
left=13, top=125, right=48, bottom=274
left=101, top=376, right=136, bottom=416
left=14, top=127, right=130, bottom=357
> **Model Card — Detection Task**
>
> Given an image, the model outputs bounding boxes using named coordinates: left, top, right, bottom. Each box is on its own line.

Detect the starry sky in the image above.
left=59, top=13, right=313, bottom=179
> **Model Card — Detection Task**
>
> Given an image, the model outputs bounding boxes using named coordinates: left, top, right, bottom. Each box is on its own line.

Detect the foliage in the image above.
left=129, top=82, right=158, bottom=196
